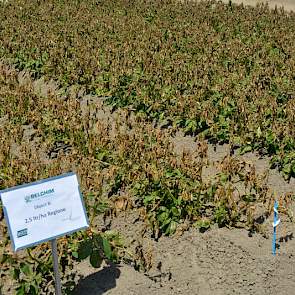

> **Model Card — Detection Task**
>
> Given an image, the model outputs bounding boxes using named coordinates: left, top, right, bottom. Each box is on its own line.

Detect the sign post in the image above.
left=51, top=239, right=62, bottom=295
left=0, top=172, right=89, bottom=293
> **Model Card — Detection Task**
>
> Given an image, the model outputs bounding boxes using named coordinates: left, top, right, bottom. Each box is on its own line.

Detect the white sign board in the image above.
left=0, top=172, right=89, bottom=251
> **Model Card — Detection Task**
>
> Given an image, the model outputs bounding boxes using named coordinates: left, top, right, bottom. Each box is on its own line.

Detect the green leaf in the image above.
left=214, top=205, right=228, bottom=226
left=207, top=185, right=216, bottom=199
left=13, top=268, right=20, bottom=280
left=238, top=145, right=252, bottom=155
left=28, top=284, right=37, bottom=295
left=160, top=217, right=171, bottom=228
left=282, top=164, right=291, bottom=175
left=16, top=285, right=25, bottom=295
left=256, top=126, right=262, bottom=138
left=20, top=263, right=32, bottom=276
left=157, top=211, right=169, bottom=223
left=78, top=239, right=93, bottom=260
left=143, top=192, right=158, bottom=205
left=72, top=251, right=79, bottom=259
left=90, top=250, right=103, bottom=268
left=219, top=173, right=228, bottom=183
left=165, top=171, right=174, bottom=178
left=166, top=220, right=178, bottom=235
left=102, top=238, right=112, bottom=260
left=171, top=207, right=180, bottom=217
left=194, top=219, right=211, bottom=231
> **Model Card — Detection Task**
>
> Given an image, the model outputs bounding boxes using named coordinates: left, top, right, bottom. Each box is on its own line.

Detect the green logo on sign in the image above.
left=24, top=188, right=55, bottom=203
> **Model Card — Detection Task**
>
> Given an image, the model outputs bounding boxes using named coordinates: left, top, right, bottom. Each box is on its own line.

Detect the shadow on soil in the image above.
left=279, top=232, right=294, bottom=243
left=72, top=264, right=121, bottom=295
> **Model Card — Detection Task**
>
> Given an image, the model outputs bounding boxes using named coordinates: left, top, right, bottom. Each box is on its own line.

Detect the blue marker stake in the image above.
left=272, top=200, right=280, bottom=255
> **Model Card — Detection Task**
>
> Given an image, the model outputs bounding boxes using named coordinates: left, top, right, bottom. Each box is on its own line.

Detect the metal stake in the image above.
left=272, top=200, right=280, bottom=255
left=51, top=239, right=62, bottom=295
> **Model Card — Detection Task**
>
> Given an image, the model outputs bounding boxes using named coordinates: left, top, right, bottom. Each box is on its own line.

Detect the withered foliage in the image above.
left=0, top=54, right=291, bottom=294
left=0, top=0, right=294, bottom=178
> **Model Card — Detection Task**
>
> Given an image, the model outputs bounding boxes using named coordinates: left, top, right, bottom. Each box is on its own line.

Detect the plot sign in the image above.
left=0, top=172, right=89, bottom=251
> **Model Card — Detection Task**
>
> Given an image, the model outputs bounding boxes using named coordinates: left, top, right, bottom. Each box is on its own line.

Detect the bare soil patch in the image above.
left=72, top=216, right=295, bottom=295
left=221, top=0, right=295, bottom=11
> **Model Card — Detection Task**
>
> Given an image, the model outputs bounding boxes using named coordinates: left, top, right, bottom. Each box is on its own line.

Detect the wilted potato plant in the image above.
left=0, top=0, right=294, bottom=293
